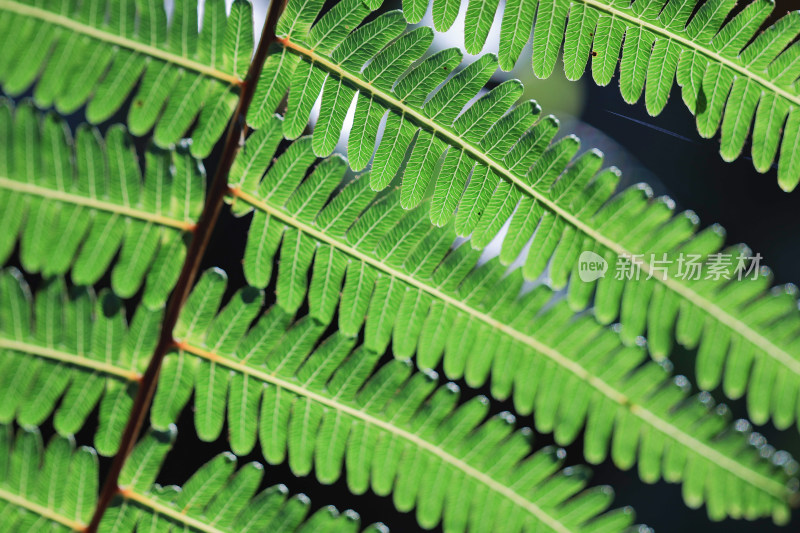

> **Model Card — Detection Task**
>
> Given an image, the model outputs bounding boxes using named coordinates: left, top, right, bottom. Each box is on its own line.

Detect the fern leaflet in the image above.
left=0, top=269, right=160, bottom=456
left=0, top=424, right=384, bottom=533
left=0, top=100, right=205, bottom=308
left=0, top=267, right=637, bottom=532
left=0, top=425, right=96, bottom=531
left=100, top=426, right=387, bottom=533
left=0, top=0, right=255, bottom=157
left=407, top=0, right=800, bottom=190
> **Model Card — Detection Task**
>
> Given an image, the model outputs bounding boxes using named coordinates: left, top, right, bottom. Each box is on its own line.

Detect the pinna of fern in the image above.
left=0, top=268, right=161, bottom=458
left=250, top=0, right=800, bottom=440
left=404, top=0, right=800, bottom=191
left=153, top=269, right=644, bottom=533
left=0, top=0, right=255, bottom=158
left=0, top=423, right=387, bottom=533
left=102, top=426, right=390, bottom=533
left=0, top=98, right=204, bottom=309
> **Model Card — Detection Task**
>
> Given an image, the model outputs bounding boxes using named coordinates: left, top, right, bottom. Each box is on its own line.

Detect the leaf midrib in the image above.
left=0, top=337, right=141, bottom=381
left=175, top=341, right=573, bottom=533
left=0, top=486, right=86, bottom=531
left=0, top=0, right=241, bottom=86
left=0, top=177, right=194, bottom=231
left=231, top=187, right=790, bottom=502
left=120, top=489, right=221, bottom=533
left=277, top=38, right=800, bottom=383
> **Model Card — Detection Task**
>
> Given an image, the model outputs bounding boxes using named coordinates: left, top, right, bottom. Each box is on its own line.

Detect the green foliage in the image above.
left=100, top=426, right=388, bottom=533
left=0, top=268, right=159, bottom=456
left=0, top=99, right=203, bottom=308
left=409, top=0, right=800, bottom=191
left=0, top=0, right=254, bottom=157
left=1, top=0, right=800, bottom=532
left=253, top=0, right=800, bottom=438
left=149, top=268, right=635, bottom=533
left=0, top=425, right=97, bottom=531
left=0, top=424, right=383, bottom=533
left=228, top=127, right=797, bottom=523
left=0, top=263, right=638, bottom=532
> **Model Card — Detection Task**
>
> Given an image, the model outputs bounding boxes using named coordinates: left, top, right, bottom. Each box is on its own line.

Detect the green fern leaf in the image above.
left=0, top=425, right=97, bottom=531
left=0, top=423, right=384, bottom=533
left=0, top=268, right=161, bottom=456
left=249, top=0, right=800, bottom=438
left=0, top=100, right=204, bottom=307
left=412, top=0, right=800, bottom=190
left=1, top=2, right=798, bottom=531
left=0, top=0, right=254, bottom=157
left=224, top=129, right=798, bottom=523
left=100, top=426, right=389, bottom=532
left=147, top=269, right=636, bottom=533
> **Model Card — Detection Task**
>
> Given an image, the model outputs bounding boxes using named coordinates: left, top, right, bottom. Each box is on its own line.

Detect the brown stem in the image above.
left=86, top=1, right=287, bottom=530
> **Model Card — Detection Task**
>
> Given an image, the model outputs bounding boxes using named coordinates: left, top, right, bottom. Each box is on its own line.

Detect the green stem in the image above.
left=0, top=338, right=141, bottom=381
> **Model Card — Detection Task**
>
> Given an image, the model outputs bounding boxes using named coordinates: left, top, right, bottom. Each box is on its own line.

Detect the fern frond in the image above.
left=0, top=0, right=255, bottom=157
left=224, top=129, right=798, bottom=523
left=0, top=100, right=204, bottom=307
left=0, top=425, right=97, bottom=531
left=406, top=0, right=800, bottom=190
left=0, top=268, right=161, bottom=456
left=250, top=1, right=800, bottom=437
left=147, top=269, right=637, bottom=533
left=99, top=426, right=388, bottom=533
left=0, top=424, right=384, bottom=533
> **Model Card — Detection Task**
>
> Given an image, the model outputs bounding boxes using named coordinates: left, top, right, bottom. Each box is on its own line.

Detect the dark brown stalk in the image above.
left=86, top=1, right=287, bottom=530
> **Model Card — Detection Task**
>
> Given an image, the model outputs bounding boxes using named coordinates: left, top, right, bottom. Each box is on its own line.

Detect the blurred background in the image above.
left=14, top=0, right=800, bottom=531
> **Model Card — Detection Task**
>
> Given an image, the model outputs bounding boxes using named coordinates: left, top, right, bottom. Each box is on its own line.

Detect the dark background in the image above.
left=9, top=0, right=800, bottom=532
